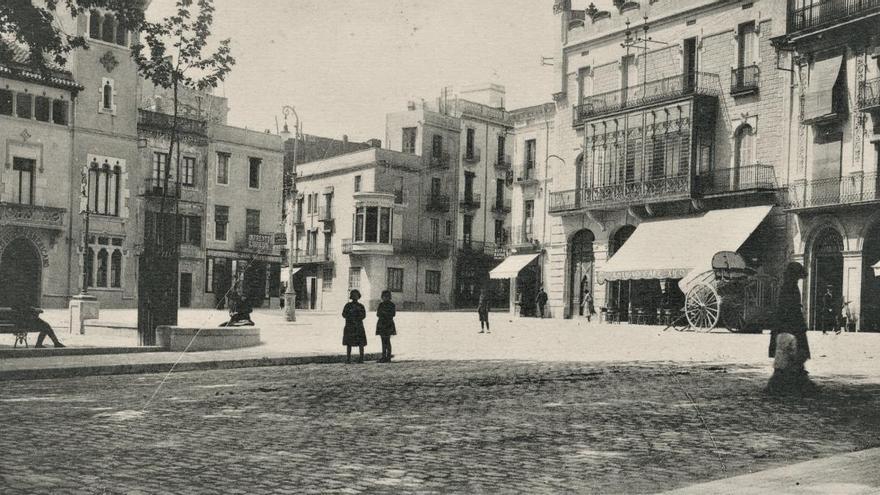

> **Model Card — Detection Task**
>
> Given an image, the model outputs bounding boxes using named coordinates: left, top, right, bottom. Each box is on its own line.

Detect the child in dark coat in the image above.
left=376, top=290, right=396, bottom=363
left=477, top=291, right=490, bottom=333
left=342, top=289, right=367, bottom=363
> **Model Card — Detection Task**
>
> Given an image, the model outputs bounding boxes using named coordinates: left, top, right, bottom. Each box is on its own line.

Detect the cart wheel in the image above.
left=685, top=283, right=720, bottom=331
left=723, top=309, right=747, bottom=333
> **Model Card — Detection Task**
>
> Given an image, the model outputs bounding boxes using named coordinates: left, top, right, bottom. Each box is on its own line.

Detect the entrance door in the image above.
left=862, top=223, right=880, bottom=331
left=0, top=238, right=42, bottom=308
left=569, top=229, right=595, bottom=318
left=179, top=273, right=192, bottom=308
left=307, top=276, right=318, bottom=309
left=213, top=260, right=230, bottom=308
left=810, top=229, right=843, bottom=329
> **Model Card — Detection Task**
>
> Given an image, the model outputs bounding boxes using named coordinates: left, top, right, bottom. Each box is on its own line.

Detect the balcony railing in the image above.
left=549, top=174, right=691, bottom=213
left=509, top=225, right=540, bottom=252
left=0, top=202, right=66, bottom=230
left=318, top=205, right=334, bottom=222
left=377, top=187, right=406, bottom=204
left=393, top=238, right=451, bottom=258
left=429, top=152, right=450, bottom=169
left=572, top=72, right=721, bottom=125
left=787, top=0, right=880, bottom=33
left=460, top=193, right=481, bottom=209
left=494, top=155, right=512, bottom=171
left=143, top=177, right=180, bottom=198
left=137, top=109, right=207, bottom=136
left=292, top=249, right=334, bottom=264
left=516, top=166, right=539, bottom=184
left=491, top=198, right=512, bottom=214
left=696, top=164, right=777, bottom=196
left=858, top=77, right=880, bottom=112
left=426, top=193, right=451, bottom=212
left=731, top=65, right=760, bottom=95
left=787, top=172, right=880, bottom=210
left=463, top=147, right=481, bottom=163
left=457, top=239, right=508, bottom=257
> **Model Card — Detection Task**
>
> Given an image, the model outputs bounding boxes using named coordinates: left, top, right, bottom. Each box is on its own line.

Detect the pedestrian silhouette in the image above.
left=376, top=290, right=396, bottom=363
left=342, top=289, right=367, bottom=363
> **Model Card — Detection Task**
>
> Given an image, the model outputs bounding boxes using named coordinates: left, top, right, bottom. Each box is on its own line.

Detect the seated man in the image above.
left=220, top=291, right=255, bottom=327
left=13, top=306, right=65, bottom=348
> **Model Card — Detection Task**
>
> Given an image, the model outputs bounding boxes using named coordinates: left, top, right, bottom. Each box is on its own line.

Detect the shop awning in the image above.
left=596, top=205, right=772, bottom=285
left=289, top=267, right=303, bottom=276
left=489, top=253, right=540, bottom=279
left=802, top=54, right=843, bottom=122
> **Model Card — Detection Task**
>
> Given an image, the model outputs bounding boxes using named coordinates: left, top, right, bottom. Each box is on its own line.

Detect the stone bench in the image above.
left=156, top=326, right=261, bottom=352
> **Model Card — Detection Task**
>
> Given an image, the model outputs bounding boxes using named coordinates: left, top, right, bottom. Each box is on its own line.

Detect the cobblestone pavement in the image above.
left=2, top=360, right=880, bottom=494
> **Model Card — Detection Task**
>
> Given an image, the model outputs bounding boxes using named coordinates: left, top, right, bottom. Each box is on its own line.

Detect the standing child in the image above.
left=376, top=290, right=397, bottom=363
left=342, top=289, right=367, bottom=363
left=478, top=290, right=490, bottom=333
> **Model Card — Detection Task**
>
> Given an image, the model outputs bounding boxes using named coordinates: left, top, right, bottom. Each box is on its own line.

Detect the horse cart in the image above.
left=676, top=251, right=777, bottom=333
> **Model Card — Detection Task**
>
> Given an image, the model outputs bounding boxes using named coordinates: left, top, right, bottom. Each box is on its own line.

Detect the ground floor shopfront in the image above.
left=792, top=206, right=880, bottom=332
left=539, top=205, right=787, bottom=324
left=206, top=249, right=282, bottom=310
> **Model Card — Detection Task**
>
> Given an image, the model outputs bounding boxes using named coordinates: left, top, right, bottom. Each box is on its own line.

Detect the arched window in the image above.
left=734, top=124, right=754, bottom=169
left=110, top=250, right=122, bottom=288
left=98, top=164, right=110, bottom=214
left=89, top=11, right=101, bottom=39
left=102, top=81, right=113, bottom=110
left=83, top=247, right=94, bottom=289
left=111, top=166, right=122, bottom=216
left=88, top=162, right=100, bottom=213
left=114, top=24, right=127, bottom=46
left=101, top=14, right=115, bottom=43
left=96, top=249, right=109, bottom=287
left=575, top=153, right=585, bottom=190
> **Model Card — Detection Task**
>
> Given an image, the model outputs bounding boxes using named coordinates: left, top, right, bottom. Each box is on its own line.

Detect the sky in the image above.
left=143, top=0, right=586, bottom=142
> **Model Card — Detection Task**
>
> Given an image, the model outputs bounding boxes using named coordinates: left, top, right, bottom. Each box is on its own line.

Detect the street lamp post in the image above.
left=281, top=105, right=300, bottom=322
left=69, top=160, right=99, bottom=334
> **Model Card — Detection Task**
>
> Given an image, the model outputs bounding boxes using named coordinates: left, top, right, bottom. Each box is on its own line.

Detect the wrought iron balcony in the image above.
left=549, top=174, right=691, bottom=213
left=509, top=224, right=540, bottom=252
left=429, top=152, right=450, bottom=169
left=137, top=109, right=207, bottom=137
left=460, top=193, right=481, bottom=209
left=787, top=0, right=880, bottom=34
left=494, top=155, right=512, bottom=171
left=393, top=238, right=451, bottom=258
left=377, top=187, right=406, bottom=204
left=516, top=166, right=539, bottom=185
left=787, top=172, right=880, bottom=210
left=463, top=147, right=481, bottom=164
left=318, top=205, right=334, bottom=222
left=858, top=77, right=880, bottom=112
left=292, top=248, right=334, bottom=265
left=491, top=198, right=512, bottom=214
left=731, top=65, right=760, bottom=95
left=572, top=72, right=721, bottom=125
left=0, top=202, right=66, bottom=230
left=425, top=193, right=451, bottom=212
left=142, top=177, right=180, bottom=198
left=696, top=164, right=777, bottom=196
left=457, top=239, right=507, bottom=257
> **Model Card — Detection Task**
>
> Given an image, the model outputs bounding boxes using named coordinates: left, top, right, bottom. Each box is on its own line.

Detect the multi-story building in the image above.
left=204, top=125, right=284, bottom=310
left=386, top=85, right=513, bottom=307
left=499, top=102, right=557, bottom=316
left=530, top=0, right=791, bottom=320
left=774, top=0, right=880, bottom=331
left=0, top=40, right=82, bottom=309
left=289, top=147, right=454, bottom=311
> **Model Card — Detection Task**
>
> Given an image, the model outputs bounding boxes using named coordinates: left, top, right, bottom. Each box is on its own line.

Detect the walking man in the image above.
left=536, top=286, right=548, bottom=318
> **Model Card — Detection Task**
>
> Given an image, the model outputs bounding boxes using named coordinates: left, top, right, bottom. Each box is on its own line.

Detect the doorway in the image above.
left=810, top=228, right=843, bottom=330
left=0, top=238, right=42, bottom=307
left=307, top=276, right=318, bottom=309
left=179, top=272, right=192, bottom=308
left=569, top=229, right=595, bottom=318
left=861, top=223, right=880, bottom=331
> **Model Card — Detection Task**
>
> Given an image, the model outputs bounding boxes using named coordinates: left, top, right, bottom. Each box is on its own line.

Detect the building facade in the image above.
left=775, top=0, right=880, bottom=331
left=289, top=148, right=454, bottom=311
left=530, top=0, right=792, bottom=320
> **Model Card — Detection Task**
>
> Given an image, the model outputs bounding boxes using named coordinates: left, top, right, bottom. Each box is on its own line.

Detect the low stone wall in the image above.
left=156, top=326, right=261, bottom=352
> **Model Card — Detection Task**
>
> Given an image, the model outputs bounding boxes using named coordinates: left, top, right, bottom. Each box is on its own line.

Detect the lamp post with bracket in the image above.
left=68, top=158, right=100, bottom=335
left=280, top=105, right=300, bottom=321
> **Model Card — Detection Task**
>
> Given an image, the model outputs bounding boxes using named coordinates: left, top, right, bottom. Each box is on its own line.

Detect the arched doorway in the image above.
left=733, top=124, right=754, bottom=189
left=0, top=238, right=42, bottom=307
left=810, top=228, right=843, bottom=330
left=569, top=229, right=595, bottom=318
left=861, top=223, right=880, bottom=331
